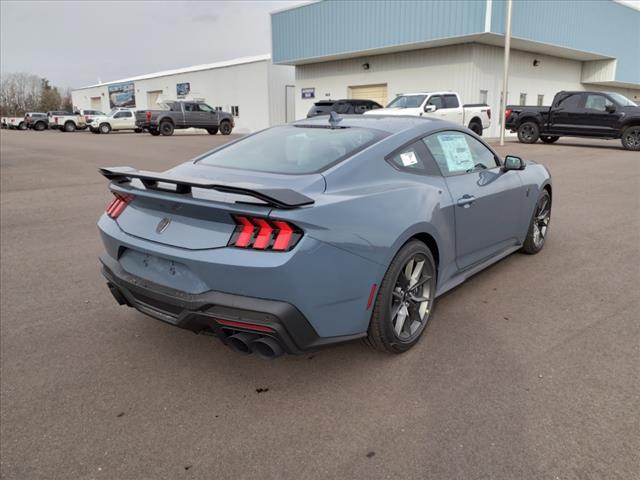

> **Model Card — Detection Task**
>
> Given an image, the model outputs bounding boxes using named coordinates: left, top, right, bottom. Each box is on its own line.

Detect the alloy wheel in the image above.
left=533, top=195, right=551, bottom=248
left=521, top=124, right=535, bottom=141
left=624, top=127, right=640, bottom=149
left=390, top=254, right=433, bottom=341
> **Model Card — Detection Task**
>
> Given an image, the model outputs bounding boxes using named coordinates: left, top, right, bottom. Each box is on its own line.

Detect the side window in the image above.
left=584, top=94, right=612, bottom=112
left=556, top=94, right=581, bottom=109
left=333, top=102, right=350, bottom=114
left=113, top=112, right=125, bottom=118
left=354, top=104, right=368, bottom=114
left=198, top=104, right=214, bottom=113
left=428, top=96, right=444, bottom=109
left=422, top=131, right=498, bottom=176
left=184, top=104, right=196, bottom=112
left=387, top=141, right=430, bottom=173
left=443, top=94, right=459, bottom=108
left=122, top=111, right=132, bottom=118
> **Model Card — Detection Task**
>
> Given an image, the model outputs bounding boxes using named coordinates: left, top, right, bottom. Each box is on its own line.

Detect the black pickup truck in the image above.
left=136, top=101, right=234, bottom=136
left=505, top=91, right=640, bottom=150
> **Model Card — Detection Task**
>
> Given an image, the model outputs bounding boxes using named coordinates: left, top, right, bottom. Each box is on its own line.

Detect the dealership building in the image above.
left=271, top=0, right=640, bottom=137
left=71, top=55, right=295, bottom=133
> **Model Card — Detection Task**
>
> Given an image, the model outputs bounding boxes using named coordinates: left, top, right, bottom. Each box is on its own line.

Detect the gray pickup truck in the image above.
left=135, top=101, right=234, bottom=136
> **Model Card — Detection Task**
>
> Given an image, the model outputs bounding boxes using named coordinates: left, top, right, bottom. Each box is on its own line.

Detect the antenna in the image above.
left=328, top=111, right=343, bottom=129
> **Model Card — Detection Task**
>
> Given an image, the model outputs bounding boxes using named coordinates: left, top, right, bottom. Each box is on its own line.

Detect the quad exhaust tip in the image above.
left=226, top=332, right=284, bottom=359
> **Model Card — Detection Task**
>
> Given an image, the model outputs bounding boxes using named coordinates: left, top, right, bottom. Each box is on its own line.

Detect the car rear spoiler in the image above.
left=99, top=166, right=314, bottom=209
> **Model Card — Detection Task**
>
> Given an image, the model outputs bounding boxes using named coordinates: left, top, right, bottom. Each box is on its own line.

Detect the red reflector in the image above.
left=252, top=218, right=273, bottom=250
left=235, top=216, right=255, bottom=247
left=366, top=284, right=377, bottom=310
left=146, top=111, right=151, bottom=121
left=217, top=319, right=274, bottom=333
left=505, top=108, right=512, bottom=119
left=272, top=221, right=293, bottom=251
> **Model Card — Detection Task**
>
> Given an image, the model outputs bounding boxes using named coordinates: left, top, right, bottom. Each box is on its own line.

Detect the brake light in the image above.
left=505, top=108, right=512, bottom=119
left=229, top=216, right=302, bottom=251
left=146, top=111, right=151, bottom=122
left=105, top=192, right=134, bottom=219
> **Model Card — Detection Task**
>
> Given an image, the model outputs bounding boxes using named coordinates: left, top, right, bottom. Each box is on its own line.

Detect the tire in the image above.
left=134, top=128, right=142, bottom=133
left=468, top=121, right=482, bottom=136
left=149, top=129, right=161, bottom=136
left=219, top=120, right=232, bottom=135
left=159, top=121, right=174, bottom=136
left=18, top=122, right=26, bottom=130
left=64, top=121, right=76, bottom=132
left=540, top=135, right=560, bottom=144
left=207, top=127, right=218, bottom=135
left=365, top=240, right=437, bottom=354
left=621, top=125, right=640, bottom=151
left=517, top=121, right=540, bottom=144
left=99, top=123, right=111, bottom=134
left=34, top=122, right=46, bottom=131
left=520, top=190, right=551, bottom=255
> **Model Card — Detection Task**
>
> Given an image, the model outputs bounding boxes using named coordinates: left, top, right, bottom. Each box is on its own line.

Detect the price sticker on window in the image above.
left=400, top=151, right=419, bottom=167
left=437, top=134, right=474, bottom=172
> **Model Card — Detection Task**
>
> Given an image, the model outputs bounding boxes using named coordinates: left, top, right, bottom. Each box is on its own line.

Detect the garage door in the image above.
left=349, top=84, right=388, bottom=107
left=147, top=90, right=163, bottom=107
left=90, top=97, right=102, bottom=110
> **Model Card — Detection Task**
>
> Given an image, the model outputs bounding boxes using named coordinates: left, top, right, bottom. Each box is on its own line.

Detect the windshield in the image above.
left=386, top=95, right=427, bottom=109
left=198, top=125, right=384, bottom=174
left=607, top=93, right=638, bottom=107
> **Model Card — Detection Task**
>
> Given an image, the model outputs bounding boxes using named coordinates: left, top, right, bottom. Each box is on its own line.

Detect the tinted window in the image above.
left=198, top=104, right=214, bottom=113
left=333, top=102, right=351, bottom=114
left=387, top=141, right=430, bottom=173
left=428, top=96, right=444, bottom=109
left=198, top=125, right=384, bottom=174
left=184, top=104, right=197, bottom=112
left=584, top=94, right=613, bottom=112
left=556, top=94, right=581, bottom=109
left=113, top=112, right=128, bottom=118
left=607, top=92, right=637, bottom=106
left=443, top=95, right=459, bottom=108
left=423, top=131, right=498, bottom=176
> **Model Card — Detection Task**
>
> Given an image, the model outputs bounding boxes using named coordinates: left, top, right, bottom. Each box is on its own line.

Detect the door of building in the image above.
left=90, top=97, right=102, bottom=111
left=349, top=84, right=388, bottom=107
left=146, top=90, right=163, bottom=108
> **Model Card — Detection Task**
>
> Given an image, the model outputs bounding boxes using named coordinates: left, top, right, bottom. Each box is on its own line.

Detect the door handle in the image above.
left=457, top=195, right=476, bottom=207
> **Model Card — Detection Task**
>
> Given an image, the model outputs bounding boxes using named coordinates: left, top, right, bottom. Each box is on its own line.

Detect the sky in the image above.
left=0, top=0, right=306, bottom=89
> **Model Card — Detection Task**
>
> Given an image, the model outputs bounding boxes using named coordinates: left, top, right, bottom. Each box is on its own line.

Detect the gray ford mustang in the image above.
left=98, top=114, right=551, bottom=358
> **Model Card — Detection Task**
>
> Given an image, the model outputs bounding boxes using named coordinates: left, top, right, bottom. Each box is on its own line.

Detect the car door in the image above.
left=422, top=130, right=525, bottom=270
left=581, top=93, right=622, bottom=137
left=442, top=94, right=464, bottom=124
left=547, top=93, right=583, bottom=135
left=111, top=111, right=127, bottom=129
left=197, top=103, right=219, bottom=127
left=183, top=103, right=200, bottom=127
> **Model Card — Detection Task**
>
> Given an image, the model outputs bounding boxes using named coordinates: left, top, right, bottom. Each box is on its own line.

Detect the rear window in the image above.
left=198, top=125, right=384, bottom=174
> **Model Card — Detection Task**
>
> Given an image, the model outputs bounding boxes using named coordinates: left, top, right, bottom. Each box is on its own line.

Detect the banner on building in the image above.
left=301, top=88, right=315, bottom=99
left=176, top=82, right=191, bottom=98
left=108, top=82, right=136, bottom=108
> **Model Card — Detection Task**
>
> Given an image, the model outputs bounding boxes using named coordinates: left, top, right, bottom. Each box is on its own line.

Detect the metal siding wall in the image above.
left=491, top=0, right=639, bottom=84
left=272, top=0, right=487, bottom=64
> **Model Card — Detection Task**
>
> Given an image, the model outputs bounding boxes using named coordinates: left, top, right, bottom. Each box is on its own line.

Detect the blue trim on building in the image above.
left=272, top=0, right=639, bottom=85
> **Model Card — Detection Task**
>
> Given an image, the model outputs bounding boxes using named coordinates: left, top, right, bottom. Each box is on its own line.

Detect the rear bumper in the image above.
left=100, top=253, right=364, bottom=354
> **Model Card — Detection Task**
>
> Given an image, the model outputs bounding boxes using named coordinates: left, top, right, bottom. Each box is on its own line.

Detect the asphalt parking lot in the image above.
left=1, top=129, right=638, bottom=480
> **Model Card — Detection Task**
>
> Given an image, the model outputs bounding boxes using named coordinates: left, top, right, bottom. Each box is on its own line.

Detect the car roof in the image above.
left=292, top=114, right=447, bottom=134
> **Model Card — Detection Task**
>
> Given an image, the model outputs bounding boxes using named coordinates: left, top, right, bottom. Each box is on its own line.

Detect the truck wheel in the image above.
left=34, top=122, right=46, bottom=131
left=99, top=123, right=111, bottom=134
left=207, top=127, right=218, bottom=135
left=219, top=120, right=232, bottom=135
left=134, top=128, right=143, bottom=133
left=468, top=120, right=482, bottom=136
left=149, top=129, right=161, bottom=136
left=64, top=121, right=76, bottom=132
left=159, top=121, right=174, bottom=136
left=621, top=126, right=640, bottom=151
left=540, top=135, right=559, bottom=144
left=18, top=122, right=26, bottom=130
left=517, top=121, right=539, bottom=144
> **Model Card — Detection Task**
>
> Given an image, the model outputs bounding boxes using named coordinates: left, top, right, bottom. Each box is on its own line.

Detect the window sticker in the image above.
left=400, top=151, right=419, bottom=167
left=437, top=134, right=474, bottom=172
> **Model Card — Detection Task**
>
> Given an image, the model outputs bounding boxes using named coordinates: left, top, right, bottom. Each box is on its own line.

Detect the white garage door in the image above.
left=147, top=90, right=163, bottom=108
left=90, top=97, right=102, bottom=110
left=349, top=84, right=388, bottom=107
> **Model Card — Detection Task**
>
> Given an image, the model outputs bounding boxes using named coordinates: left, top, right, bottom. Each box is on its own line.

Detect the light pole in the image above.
left=499, top=0, right=513, bottom=146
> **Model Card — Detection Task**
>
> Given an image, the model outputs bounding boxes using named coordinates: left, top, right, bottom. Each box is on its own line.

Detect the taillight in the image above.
left=146, top=111, right=151, bottom=122
left=105, top=192, right=134, bottom=219
left=229, top=216, right=302, bottom=251
left=505, top=108, right=512, bottom=119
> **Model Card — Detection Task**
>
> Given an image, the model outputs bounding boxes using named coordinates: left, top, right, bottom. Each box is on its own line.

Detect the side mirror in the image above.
left=605, top=104, right=616, bottom=113
left=503, top=155, right=526, bottom=171
left=424, top=104, right=437, bottom=113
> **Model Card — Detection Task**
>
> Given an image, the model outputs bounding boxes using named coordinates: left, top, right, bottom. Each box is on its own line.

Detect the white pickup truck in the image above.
left=49, top=112, right=86, bottom=132
left=89, top=108, right=142, bottom=134
left=364, top=91, right=491, bottom=136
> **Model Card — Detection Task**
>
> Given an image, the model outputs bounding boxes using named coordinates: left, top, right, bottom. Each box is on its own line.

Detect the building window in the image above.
left=537, top=94, right=544, bottom=106
left=519, top=93, right=527, bottom=106
left=231, top=106, right=239, bottom=117
left=480, top=90, right=488, bottom=104
left=215, top=106, right=223, bottom=112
